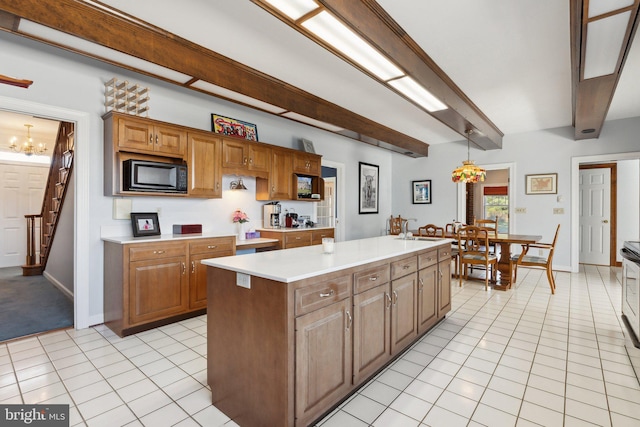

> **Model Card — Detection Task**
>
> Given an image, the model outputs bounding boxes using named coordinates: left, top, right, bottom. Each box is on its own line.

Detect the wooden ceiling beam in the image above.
left=0, top=0, right=431, bottom=156
left=570, top=0, right=640, bottom=140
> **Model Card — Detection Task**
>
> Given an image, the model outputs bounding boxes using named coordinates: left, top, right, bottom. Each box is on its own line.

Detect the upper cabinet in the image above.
left=187, top=131, right=222, bottom=198
left=293, top=152, right=321, bottom=176
left=257, top=147, right=293, bottom=201
left=116, top=115, right=186, bottom=158
left=221, top=139, right=270, bottom=178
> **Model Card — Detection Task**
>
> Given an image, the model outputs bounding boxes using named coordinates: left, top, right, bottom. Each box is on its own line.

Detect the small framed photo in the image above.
left=211, top=113, right=258, bottom=141
left=525, top=173, right=557, bottom=195
left=412, top=180, right=432, bottom=204
left=359, top=162, right=379, bottom=214
left=131, top=212, right=161, bottom=237
left=301, top=138, right=316, bottom=154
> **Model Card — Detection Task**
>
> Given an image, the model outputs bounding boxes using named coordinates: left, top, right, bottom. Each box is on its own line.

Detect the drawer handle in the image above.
left=402, top=264, right=411, bottom=270
left=319, top=289, right=334, bottom=298
left=153, top=250, right=165, bottom=254
left=295, top=237, right=302, bottom=240
left=369, top=275, right=378, bottom=281
left=207, top=245, right=217, bottom=249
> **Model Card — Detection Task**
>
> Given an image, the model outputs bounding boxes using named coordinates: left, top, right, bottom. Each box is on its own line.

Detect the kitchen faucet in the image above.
left=402, top=218, right=417, bottom=238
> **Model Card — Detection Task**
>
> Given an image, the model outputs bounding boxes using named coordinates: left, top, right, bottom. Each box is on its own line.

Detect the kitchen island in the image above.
left=203, top=235, right=452, bottom=427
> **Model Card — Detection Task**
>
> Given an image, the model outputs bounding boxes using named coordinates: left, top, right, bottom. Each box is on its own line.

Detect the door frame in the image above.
left=571, top=152, right=640, bottom=272
left=321, top=160, right=345, bottom=242
left=1, top=95, right=92, bottom=329
left=457, top=162, right=516, bottom=233
left=578, top=163, right=617, bottom=266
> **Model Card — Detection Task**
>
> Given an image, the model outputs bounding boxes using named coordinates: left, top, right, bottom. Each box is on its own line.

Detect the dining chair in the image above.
left=510, top=224, right=561, bottom=294
left=417, top=224, right=445, bottom=237
left=388, top=215, right=404, bottom=235
left=458, top=226, right=498, bottom=290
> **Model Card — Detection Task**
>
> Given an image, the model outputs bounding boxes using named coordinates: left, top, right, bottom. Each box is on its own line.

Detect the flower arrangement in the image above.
left=232, top=209, right=249, bottom=224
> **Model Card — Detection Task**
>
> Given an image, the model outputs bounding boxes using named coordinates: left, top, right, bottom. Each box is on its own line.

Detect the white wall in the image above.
left=392, top=123, right=640, bottom=270
left=0, top=31, right=396, bottom=326
left=617, top=159, right=640, bottom=261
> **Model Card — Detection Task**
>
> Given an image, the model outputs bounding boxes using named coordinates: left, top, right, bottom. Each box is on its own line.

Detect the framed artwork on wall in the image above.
left=412, top=179, right=432, bottom=204
left=525, top=173, right=557, bottom=194
left=211, top=113, right=258, bottom=141
left=131, top=212, right=161, bottom=237
left=359, top=162, right=379, bottom=214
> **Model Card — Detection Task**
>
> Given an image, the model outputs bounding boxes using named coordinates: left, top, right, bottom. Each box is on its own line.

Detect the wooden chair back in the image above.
left=511, top=224, right=561, bottom=293
left=457, top=226, right=497, bottom=290
left=388, top=215, right=404, bottom=235
left=474, top=217, right=498, bottom=237
left=417, top=224, right=445, bottom=237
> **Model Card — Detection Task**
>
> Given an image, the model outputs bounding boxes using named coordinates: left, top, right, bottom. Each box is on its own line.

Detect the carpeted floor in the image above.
left=0, top=266, right=74, bottom=342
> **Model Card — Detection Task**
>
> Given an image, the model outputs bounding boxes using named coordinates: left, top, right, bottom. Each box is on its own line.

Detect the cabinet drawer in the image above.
left=189, top=238, right=234, bottom=255
left=418, top=249, right=438, bottom=269
left=311, top=229, right=334, bottom=245
left=129, top=242, right=187, bottom=262
left=390, top=256, right=418, bottom=281
left=285, top=231, right=312, bottom=248
left=295, top=275, right=351, bottom=316
left=353, top=263, right=390, bottom=294
left=438, top=245, right=453, bottom=262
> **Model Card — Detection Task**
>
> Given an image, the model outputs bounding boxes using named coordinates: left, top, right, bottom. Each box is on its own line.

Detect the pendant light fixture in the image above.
left=9, top=124, right=47, bottom=156
left=451, top=129, right=486, bottom=184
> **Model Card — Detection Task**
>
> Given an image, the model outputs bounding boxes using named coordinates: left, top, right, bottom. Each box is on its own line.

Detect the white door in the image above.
left=0, top=163, right=48, bottom=268
left=317, top=178, right=338, bottom=238
left=579, top=167, right=611, bottom=265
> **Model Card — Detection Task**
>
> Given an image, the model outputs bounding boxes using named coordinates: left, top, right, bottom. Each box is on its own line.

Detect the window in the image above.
left=483, top=186, right=508, bottom=233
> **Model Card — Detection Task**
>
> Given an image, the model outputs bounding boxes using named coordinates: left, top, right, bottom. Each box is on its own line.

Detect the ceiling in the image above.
left=1, top=0, right=640, bottom=156
left=0, top=110, right=58, bottom=156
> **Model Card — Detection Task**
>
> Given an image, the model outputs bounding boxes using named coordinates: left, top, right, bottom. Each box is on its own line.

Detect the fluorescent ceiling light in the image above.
left=191, top=80, right=287, bottom=114
left=388, top=76, right=447, bottom=112
left=281, top=111, right=344, bottom=132
left=263, top=0, right=318, bottom=20
left=588, top=0, right=634, bottom=18
left=583, top=11, right=631, bottom=79
left=302, top=11, right=404, bottom=81
left=19, top=20, right=193, bottom=83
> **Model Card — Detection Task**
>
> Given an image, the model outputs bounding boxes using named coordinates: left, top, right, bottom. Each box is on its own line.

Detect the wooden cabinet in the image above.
left=221, top=139, right=270, bottom=177
left=293, top=152, right=321, bottom=176
left=390, top=271, right=418, bottom=353
left=257, top=147, right=292, bottom=200
left=104, top=236, right=234, bottom=337
left=417, top=247, right=451, bottom=334
left=258, top=228, right=333, bottom=249
left=187, top=131, right=222, bottom=198
left=116, top=114, right=186, bottom=158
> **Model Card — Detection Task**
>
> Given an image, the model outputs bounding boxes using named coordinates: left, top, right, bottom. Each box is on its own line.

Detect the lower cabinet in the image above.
left=258, top=228, right=334, bottom=249
left=104, top=236, right=234, bottom=337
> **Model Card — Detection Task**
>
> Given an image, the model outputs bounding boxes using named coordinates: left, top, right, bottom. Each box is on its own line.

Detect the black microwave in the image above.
left=122, top=159, right=188, bottom=193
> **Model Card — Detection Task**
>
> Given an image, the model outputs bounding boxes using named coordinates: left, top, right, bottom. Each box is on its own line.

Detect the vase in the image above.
left=236, top=222, right=246, bottom=240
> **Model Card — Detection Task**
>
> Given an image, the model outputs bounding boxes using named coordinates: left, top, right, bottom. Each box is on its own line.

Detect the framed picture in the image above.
left=301, top=138, right=316, bottom=153
left=359, top=162, right=379, bottom=214
left=131, top=212, right=161, bottom=237
left=211, top=114, right=258, bottom=141
left=526, top=173, right=557, bottom=194
left=412, top=180, right=432, bottom=204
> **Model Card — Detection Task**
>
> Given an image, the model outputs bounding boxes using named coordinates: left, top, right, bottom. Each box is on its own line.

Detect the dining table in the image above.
left=488, top=233, right=542, bottom=290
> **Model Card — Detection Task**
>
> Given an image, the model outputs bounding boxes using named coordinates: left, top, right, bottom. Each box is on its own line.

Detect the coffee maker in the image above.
left=263, top=202, right=281, bottom=228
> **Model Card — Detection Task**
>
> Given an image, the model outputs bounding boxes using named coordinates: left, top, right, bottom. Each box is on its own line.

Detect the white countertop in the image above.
left=256, top=226, right=334, bottom=233
left=101, top=232, right=278, bottom=247
left=202, top=235, right=452, bottom=283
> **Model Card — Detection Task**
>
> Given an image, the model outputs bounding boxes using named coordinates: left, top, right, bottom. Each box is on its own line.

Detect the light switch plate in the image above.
left=237, top=272, right=251, bottom=289
left=515, top=207, right=526, bottom=214
left=113, top=198, right=132, bottom=220
left=553, top=208, right=564, bottom=214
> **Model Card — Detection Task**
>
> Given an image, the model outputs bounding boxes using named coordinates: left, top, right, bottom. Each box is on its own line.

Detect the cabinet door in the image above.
left=117, top=116, right=154, bottom=152
left=293, top=152, right=321, bottom=176
left=418, top=265, right=438, bottom=334
left=129, top=256, right=188, bottom=325
left=438, top=259, right=452, bottom=317
left=189, top=252, right=211, bottom=310
left=391, top=272, right=418, bottom=354
left=155, top=124, right=186, bottom=157
left=295, top=299, right=352, bottom=425
left=187, top=132, right=222, bottom=198
left=353, top=283, right=391, bottom=384
left=248, top=143, right=271, bottom=174
left=270, top=148, right=293, bottom=199
left=221, top=139, right=247, bottom=170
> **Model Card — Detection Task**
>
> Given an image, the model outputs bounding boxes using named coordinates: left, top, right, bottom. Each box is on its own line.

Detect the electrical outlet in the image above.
left=236, top=272, right=251, bottom=289
left=553, top=208, right=564, bottom=214
left=515, top=207, right=526, bottom=214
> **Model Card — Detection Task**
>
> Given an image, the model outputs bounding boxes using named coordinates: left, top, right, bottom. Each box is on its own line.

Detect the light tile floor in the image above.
left=1, top=265, right=639, bottom=426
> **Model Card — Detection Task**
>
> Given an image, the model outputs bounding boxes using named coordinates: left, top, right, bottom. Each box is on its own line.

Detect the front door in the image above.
left=579, top=167, right=611, bottom=265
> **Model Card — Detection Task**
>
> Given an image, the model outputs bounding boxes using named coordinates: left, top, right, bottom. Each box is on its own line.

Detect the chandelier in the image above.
left=451, top=129, right=485, bottom=184
left=9, top=124, right=47, bottom=156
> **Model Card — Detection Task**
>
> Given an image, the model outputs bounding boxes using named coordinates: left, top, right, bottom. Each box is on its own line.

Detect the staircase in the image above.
left=22, top=121, right=75, bottom=276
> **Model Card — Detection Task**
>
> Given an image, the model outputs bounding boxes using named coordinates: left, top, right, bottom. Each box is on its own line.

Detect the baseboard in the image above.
left=43, top=271, right=73, bottom=300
